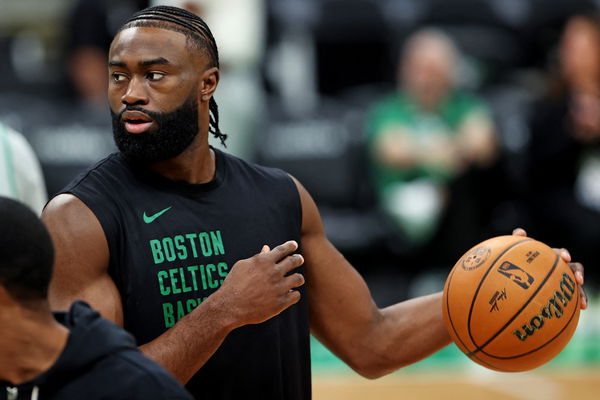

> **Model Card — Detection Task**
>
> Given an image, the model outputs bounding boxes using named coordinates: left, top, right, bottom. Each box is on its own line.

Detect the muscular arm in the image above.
left=44, top=194, right=123, bottom=323
left=294, top=179, right=451, bottom=378
left=43, top=194, right=304, bottom=384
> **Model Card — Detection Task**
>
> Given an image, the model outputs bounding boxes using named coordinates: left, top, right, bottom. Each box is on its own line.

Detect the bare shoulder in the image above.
left=287, top=174, right=350, bottom=277
left=42, top=193, right=107, bottom=248
left=44, top=192, right=91, bottom=216
left=288, top=174, right=325, bottom=236
left=43, top=193, right=120, bottom=322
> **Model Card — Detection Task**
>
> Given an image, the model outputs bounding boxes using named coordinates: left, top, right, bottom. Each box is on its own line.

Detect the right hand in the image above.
left=217, top=240, right=305, bottom=328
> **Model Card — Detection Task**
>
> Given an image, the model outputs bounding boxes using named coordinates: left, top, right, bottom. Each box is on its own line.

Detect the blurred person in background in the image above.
left=527, top=13, right=600, bottom=287
left=150, top=0, right=266, bottom=161
left=0, top=196, right=193, bottom=400
left=0, top=122, right=46, bottom=215
left=365, top=29, right=497, bottom=266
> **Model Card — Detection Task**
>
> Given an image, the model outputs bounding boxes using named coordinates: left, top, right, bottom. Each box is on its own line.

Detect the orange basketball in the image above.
left=442, top=235, right=580, bottom=372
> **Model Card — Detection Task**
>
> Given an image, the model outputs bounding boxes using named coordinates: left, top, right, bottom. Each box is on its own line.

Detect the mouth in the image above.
left=121, top=110, right=154, bottom=134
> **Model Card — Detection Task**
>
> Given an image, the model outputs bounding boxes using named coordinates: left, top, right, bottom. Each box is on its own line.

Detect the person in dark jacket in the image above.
left=0, top=196, right=193, bottom=400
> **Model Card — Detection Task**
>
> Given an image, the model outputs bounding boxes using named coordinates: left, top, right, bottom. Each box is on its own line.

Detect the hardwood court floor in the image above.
left=313, top=369, right=600, bottom=400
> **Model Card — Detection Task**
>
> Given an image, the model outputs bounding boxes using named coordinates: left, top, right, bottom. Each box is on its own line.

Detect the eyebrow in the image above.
left=140, top=57, right=170, bottom=67
left=108, top=57, right=171, bottom=68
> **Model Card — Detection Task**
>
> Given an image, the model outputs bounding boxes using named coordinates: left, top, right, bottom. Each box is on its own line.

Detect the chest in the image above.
left=107, top=184, right=302, bottom=343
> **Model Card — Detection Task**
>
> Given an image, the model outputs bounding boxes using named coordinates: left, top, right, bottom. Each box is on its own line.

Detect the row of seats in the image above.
left=269, top=0, right=599, bottom=94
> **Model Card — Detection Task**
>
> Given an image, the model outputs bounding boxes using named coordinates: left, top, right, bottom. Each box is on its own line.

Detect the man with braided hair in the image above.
left=42, top=6, right=587, bottom=400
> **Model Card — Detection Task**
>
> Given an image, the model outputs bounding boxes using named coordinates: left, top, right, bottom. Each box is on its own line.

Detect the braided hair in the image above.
left=120, top=6, right=227, bottom=146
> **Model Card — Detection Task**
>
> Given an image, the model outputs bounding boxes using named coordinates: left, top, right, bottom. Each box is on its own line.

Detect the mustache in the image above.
left=113, top=106, right=163, bottom=121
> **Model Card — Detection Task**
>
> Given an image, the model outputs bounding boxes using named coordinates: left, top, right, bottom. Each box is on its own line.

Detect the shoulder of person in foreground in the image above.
left=49, top=301, right=194, bottom=400
left=42, top=191, right=123, bottom=323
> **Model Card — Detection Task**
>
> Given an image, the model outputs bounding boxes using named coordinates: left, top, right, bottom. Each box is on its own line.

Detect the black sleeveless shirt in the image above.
left=62, top=149, right=311, bottom=399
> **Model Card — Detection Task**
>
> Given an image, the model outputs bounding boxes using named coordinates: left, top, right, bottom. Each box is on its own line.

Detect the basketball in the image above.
left=442, top=235, right=580, bottom=372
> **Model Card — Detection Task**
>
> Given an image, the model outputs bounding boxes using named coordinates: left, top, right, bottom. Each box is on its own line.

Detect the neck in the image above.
left=0, top=302, right=69, bottom=385
left=147, top=132, right=216, bottom=184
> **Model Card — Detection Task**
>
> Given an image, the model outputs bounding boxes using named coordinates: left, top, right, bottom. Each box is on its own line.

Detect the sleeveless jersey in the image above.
left=61, top=149, right=311, bottom=399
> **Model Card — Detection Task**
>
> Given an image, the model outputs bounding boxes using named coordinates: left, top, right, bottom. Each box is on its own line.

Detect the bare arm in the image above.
left=456, top=110, right=497, bottom=167
left=294, top=179, right=450, bottom=379
left=374, top=126, right=463, bottom=174
left=374, top=107, right=497, bottom=175
left=44, top=194, right=123, bottom=323
left=300, top=179, right=585, bottom=379
left=43, top=194, right=305, bottom=384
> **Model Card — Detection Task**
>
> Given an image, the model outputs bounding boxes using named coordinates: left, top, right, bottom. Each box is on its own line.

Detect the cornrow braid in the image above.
left=120, top=6, right=227, bottom=146
left=209, top=97, right=226, bottom=145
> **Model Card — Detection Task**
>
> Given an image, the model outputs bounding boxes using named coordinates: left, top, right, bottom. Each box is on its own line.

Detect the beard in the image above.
left=111, top=95, right=199, bottom=163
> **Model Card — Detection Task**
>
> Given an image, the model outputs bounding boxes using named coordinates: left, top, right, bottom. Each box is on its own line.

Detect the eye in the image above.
left=111, top=73, right=127, bottom=83
left=147, top=72, right=165, bottom=81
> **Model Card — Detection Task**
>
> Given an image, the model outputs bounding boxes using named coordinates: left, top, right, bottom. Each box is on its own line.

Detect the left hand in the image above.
left=513, top=228, right=588, bottom=310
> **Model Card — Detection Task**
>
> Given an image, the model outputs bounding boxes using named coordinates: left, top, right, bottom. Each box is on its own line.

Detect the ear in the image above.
left=200, top=67, right=219, bottom=103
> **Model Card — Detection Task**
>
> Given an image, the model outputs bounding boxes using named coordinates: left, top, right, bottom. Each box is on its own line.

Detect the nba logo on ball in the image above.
left=442, top=236, right=581, bottom=372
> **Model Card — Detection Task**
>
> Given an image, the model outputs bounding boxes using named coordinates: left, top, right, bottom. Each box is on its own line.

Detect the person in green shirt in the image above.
left=366, top=28, right=497, bottom=247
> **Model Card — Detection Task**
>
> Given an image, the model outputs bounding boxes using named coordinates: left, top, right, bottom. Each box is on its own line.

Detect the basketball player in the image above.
left=42, top=6, right=586, bottom=399
left=0, top=197, right=193, bottom=399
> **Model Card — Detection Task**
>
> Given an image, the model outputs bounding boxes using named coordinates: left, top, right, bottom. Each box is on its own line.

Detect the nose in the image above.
left=121, top=76, right=148, bottom=106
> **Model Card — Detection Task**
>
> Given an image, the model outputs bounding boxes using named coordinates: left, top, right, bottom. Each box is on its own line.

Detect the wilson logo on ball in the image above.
left=512, top=273, right=576, bottom=342
left=497, top=261, right=535, bottom=289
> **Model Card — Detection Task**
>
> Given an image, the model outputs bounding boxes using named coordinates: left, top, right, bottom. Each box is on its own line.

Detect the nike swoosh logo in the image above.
left=143, top=206, right=172, bottom=224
